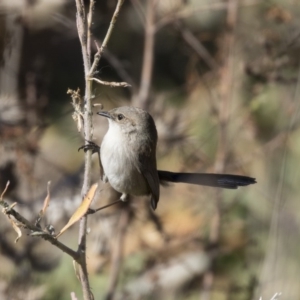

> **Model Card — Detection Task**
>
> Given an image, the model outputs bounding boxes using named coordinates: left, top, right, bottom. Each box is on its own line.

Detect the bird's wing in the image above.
left=134, top=154, right=160, bottom=210
left=143, top=169, right=160, bottom=210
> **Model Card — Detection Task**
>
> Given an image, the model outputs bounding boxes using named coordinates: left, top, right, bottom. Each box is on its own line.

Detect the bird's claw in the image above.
left=78, top=140, right=100, bottom=154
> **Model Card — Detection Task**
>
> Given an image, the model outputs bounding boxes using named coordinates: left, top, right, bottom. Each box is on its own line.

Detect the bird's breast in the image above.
left=100, top=130, right=150, bottom=196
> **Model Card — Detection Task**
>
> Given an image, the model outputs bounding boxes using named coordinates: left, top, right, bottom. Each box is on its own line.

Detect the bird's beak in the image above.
left=97, top=111, right=112, bottom=119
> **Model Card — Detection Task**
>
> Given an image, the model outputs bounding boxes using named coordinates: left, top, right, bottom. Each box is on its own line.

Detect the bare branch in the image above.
left=89, top=77, right=131, bottom=88
left=135, top=0, right=156, bottom=109
left=87, top=0, right=95, bottom=59
left=75, top=0, right=91, bottom=74
left=74, top=1, right=126, bottom=299
left=96, top=41, right=136, bottom=91
left=89, top=0, right=125, bottom=77
left=201, top=1, right=239, bottom=299
left=75, top=1, right=93, bottom=298
left=0, top=199, right=79, bottom=259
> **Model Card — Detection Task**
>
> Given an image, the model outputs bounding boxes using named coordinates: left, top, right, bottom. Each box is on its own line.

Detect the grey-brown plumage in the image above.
left=98, top=107, right=256, bottom=210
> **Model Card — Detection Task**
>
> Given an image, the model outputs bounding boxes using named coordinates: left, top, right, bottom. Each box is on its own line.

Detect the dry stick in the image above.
left=87, top=0, right=95, bottom=60
left=75, top=1, right=126, bottom=299
left=135, top=0, right=156, bottom=109
left=100, top=45, right=136, bottom=91
left=200, top=1, right=238, bottom=300
left=88, top=199, right=122, bottom=214
left=0, top=200, right=78, bottom=260
left=89, top=0, right=125, bottom=77
left=75, top=1, right=93, bottom=299
left=90, top=77, right=131, bottom=87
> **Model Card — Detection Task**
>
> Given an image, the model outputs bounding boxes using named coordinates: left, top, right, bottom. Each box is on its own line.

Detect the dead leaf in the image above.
left=56, top=183, right=98, bottom=238
left=7, top=215, right=22, bottom=243
left=0, top=181, right=10, bottom=200
left=40, top=181, right=51, bottom=218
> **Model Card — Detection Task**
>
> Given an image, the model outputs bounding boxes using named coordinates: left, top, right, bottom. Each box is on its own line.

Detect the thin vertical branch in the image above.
left=200, top=0, right=239, bottom=299
left=75, top=0, right=93, bottom=299
left=89, top=0, right=125, bottom=77
left=75, top=0, right=91, bottom=76
left=87, top=0, right=95, bottom=59
left=215, top=0, right=238, bottom=173
left=74, top=1, right=126, bottom=299
left=135, top=0, right=156, bottom=109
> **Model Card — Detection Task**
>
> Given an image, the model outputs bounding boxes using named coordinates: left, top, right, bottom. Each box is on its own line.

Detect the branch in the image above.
left=89, top=0, right=125, bottom=77
left=0, top=199, right=79, bottom=260
left=95, top=43, right=137, bottom=91
left=87, top=0, right=95, bottom=59
left=89, top=77, right=131, bottom=87
left=74, top=1, right=126, bottom=299
left=201, top=0, right=238, bottom=299
left=75, top=0, right=91, bottom=75
left=135, top=0, right=156, bottom=109
left=74, top=0, right=93, bottom=298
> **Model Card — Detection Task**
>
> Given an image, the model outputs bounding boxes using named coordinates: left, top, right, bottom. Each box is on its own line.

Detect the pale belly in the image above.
left=101, top=137, right=150, bottom=196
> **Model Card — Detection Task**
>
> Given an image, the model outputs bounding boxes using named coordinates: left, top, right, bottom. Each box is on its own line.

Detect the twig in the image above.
left=200, top=0, right=238, bottom=299
left=89, top=0, right=125, bottom=77
left=135, top=0, right=156, bottom=109
left=88, top=199, right=122, bottom=214
left=75, top=0, right=90, bottom=76
left=89, top=77, right=131, bottom=87
left=74, top=1, right=126, bottom=299
left=87, top=0, right=95, bottom=59
left=94, top=42, right=136, bottom=91
left=74, top=0, right=93, bottom=298
left=0, top=199, right=79, bottom=260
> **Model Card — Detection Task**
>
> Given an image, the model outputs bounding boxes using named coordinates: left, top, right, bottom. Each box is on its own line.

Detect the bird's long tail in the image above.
left=158, top=170, right=256, bottom=189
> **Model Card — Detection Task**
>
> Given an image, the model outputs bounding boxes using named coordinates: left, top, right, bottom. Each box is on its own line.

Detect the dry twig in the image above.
left=89, top=77, right=131, bottom=87
left=74, top=1, right=126, bottom=299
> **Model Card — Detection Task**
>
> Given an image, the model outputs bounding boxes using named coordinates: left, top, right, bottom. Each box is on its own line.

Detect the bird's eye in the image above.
left=117, top=114, right=124, bottom=121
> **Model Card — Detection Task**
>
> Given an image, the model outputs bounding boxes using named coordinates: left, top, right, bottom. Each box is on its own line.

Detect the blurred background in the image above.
left=0, top=0, right=299, bottom=299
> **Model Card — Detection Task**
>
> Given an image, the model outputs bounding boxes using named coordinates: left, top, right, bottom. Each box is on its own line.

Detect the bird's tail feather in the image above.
left=157, top=170, right=256, bottom=189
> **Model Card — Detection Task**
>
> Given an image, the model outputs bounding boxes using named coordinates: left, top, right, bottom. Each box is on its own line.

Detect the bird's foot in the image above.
left=78, top=140, right=100, bottom=154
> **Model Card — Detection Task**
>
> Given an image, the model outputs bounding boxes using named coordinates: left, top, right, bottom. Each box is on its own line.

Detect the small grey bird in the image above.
left=97, top=106, right=256, bottom=210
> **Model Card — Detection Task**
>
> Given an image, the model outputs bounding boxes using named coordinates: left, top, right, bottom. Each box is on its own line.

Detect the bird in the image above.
left=92, top=106, right=256, bottom=210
